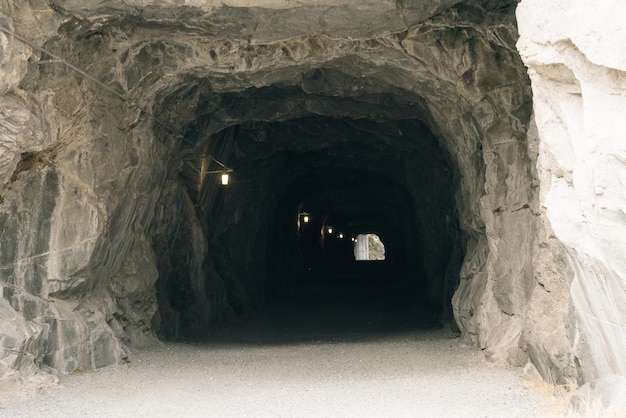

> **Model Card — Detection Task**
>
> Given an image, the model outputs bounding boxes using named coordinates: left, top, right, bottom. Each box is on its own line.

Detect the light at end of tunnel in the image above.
left=338, top=232, right=344, bottom=239
left=221, top=173, right=229, bottom=185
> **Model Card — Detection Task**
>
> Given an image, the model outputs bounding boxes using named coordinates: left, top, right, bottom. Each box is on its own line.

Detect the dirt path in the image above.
left=1, top=315, right=550, bottom=418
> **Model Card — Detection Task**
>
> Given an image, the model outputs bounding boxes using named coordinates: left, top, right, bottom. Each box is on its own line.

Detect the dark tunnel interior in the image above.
left=153, top=82, right=464, bottom=341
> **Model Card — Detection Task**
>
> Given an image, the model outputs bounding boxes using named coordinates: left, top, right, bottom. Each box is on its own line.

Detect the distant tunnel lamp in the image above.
left=299, top=212, right=310, bottom=228
left=327, top=227, right=333, bottom=235
left=338, top=233, right=344, bottom=239
left=221, top=173, right=230, bottom=185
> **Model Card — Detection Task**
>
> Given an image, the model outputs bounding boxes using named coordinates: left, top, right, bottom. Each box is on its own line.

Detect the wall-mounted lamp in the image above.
left=298, top=212, right=311, bottom=232
left=202, top=167, right=233, bottom=186
left=198, top=154, right=234, bottom=188
left=351, top=237, right=357, bottom=243
left=338, top=233, right=344, bottom=239
left=327, top=226, right=333, bottom=235
left=204, top=168, right=233, bottom=186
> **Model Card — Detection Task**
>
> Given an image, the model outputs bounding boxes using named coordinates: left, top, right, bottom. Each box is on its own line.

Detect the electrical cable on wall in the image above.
left=0, top=24, right=234, bottom=298
left=0, top=24, right=233, bottom=173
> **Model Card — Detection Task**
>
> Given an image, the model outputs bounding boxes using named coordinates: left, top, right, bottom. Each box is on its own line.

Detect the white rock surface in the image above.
left=568, top=375, right=626, bottom=416
left=517, top=0, right=626, bottom=381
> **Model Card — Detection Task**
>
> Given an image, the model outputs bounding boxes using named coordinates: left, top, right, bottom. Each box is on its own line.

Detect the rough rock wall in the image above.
left=0, top=0, right=228, bottom=387
left=517, top=0, right=626, bottom=385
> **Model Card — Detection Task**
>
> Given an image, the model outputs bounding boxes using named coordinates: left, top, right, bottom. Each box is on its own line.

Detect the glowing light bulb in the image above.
left=221, top=173, right=229, bottom=185
left=303, top=215, right=309, bottom=223
left=338, top=233, right=344, bottom=239
left=327, top=227, right=333, bottom=234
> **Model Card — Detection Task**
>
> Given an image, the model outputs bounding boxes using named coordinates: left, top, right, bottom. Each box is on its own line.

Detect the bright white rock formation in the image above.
left=517, top=0, right=626, bottom=410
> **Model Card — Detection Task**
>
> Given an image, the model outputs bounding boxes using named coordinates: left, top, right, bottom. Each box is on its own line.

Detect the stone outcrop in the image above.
left=0, top=297, right=57, bottom=391
left=516, top=0, right=626, bottom=408
left=568, top=375, right=626, bottom=416
left=0, top=0, right=624, bottom=404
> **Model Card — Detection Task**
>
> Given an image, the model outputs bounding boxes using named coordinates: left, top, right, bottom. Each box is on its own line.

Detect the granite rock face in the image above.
left=516, top=0, right=626, bottom=402
left=0, top=0, right=623, bottom=396
left=0, top=297, right=57, bottom=391
left=568, top=375, right=626, bottom=416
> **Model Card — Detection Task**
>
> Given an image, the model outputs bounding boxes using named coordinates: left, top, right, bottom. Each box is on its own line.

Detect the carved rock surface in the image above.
left=568, top=375, right=626, bottom=416
left=0, top=0, right=623, bottom=396
left=518, top=0, right=626, bottom=388
left=0, top=297, right=57, bottom=391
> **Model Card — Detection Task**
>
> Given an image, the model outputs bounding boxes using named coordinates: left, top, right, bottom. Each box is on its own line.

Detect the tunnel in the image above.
left=3, top=0, right=626, bottom=401
left=150, top=71, right=465, bottom=340
left=2, top=0, right=533, bottom=373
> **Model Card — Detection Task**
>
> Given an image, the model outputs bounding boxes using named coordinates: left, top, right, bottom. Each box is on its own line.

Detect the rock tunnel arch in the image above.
left=138, top=2, right=534, bottom=355
left=3, top=0, right=529, bottom=368
left=5, top=0, right=530, bottom=369
left=4, top=0, right=625, bottom=401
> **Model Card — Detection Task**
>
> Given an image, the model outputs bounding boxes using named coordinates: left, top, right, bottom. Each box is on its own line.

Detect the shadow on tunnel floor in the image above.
left=202, top=269, right=445, bottom=346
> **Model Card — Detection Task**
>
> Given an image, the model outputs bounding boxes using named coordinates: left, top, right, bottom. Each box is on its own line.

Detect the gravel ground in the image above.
left=0, top=311, right=551, bottom=418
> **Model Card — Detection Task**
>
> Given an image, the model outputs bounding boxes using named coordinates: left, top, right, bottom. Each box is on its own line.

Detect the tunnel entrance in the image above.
left=128, top=0, right=535, bottom=348
left=157, top=105, right=460, bottom=339
left=0, top=0, right=551, bottom=384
